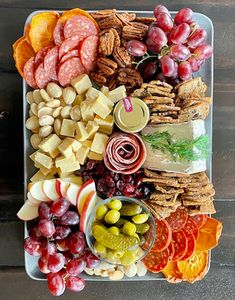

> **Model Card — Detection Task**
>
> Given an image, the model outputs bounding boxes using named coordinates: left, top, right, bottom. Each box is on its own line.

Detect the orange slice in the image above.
left=196, top=217, right=223, bottom=251
left=162, top=262, right=183, bottom=283
left=13, top=37, right=35, bottom=77
left=177, top=250, right=209, bottom=283
left=28, top=11, right=59, bottom=52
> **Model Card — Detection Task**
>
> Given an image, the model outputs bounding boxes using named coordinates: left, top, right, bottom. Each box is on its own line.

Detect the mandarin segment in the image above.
left=162, top=261, right=182, bottom=283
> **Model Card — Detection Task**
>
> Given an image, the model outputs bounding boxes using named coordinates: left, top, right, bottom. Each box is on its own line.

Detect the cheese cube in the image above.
left=75, top=146, right=90, bottom=165
left=108, top=85, right=126, bottom=103
left=71, top=74, right=92, bottom=95
left=39, top=134, right=61, bottom=157
left=34, top=151, right=53, bottom=169
left=92, top=97, right=112, bottom=119
left=60, top=119, right=76, bottom=137
left=75, top=122, right=88, bottom=141
left=100, top=86, right=109, bottom=96
left=58, top=137, right=81, bottom=157
left=86, top=121, right=99, bottom=139
left=97, top=92, right=114, bottom=109
left=55, top=154, right=80, bottom=173
left=49, top=148, right=60, bottom=158
left=30, top=170, right=45, bottom=182
left=80, top=99, right=95, bottom=121
left=94, top=115, right=114, bottom=135
left=62, top=175, right=83, bottom=186
left=30, top=150, right=40, bottom=163
left=88, top=151, right=103, bottom=161
left=91, top=132, right=109, bottom=154
left=36, top=164, right=52, bottom=176
left=86, top=87, right=99, bottom=101
left=73, top=94, right=85, bottom=106
left=57, top=169, right=74, bottom=178
left=80, top=140, right=92, bottom=148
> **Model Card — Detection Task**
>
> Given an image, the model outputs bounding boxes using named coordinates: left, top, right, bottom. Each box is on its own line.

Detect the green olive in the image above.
left=96, top=204, right=108, bottom=220
left=108, top=226, right=120, bottom=235
left=132, top=213, right=149, bottom=224
left=104, top=210, right=120, bottom=224
left=120, top=251, right=136, bottom=266
left=108, top=199, right=122, bottom=210
left=122, top=222, right=137, bottom=236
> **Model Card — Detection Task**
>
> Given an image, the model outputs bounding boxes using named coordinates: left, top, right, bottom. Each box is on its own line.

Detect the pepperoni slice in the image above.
left=151, top=219, right=172, bottom=252
left=59, top=35, right=81, bottom=60
left=171, top=230, right=188, bottom=262
left=165, top=208, right=188, bottom=232
left=44, top=46, right=59, bottom=81
left=58, top=57, right=85, bottom=87
left=183, top=216, right=199, bottom=240
left=53, top=21, right=65, bottom=46
left=80, top=35, right=99, bottom=72
left=63, top=15, right=98, bottom=39
left=191, top=214, right=208, bottom=228
left=60, top=49, right=79, bottom=64
left=23, top=57, right=37, bottom=88
left=180, top=231, right=196, bottom=261
left=143, top=248, right=170, bottom=273
left=35, top=62, right=52, bottom=89
left=35, top=46, right=52, bottom=68
left=168, top=242, right=175, bottom=261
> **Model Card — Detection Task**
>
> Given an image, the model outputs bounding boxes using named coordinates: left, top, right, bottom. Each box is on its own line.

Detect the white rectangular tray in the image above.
left=23, top=10, right=213, bottom=281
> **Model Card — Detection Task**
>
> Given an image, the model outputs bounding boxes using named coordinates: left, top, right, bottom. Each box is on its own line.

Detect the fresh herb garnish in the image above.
left=142, top=131, right=209, bottom=161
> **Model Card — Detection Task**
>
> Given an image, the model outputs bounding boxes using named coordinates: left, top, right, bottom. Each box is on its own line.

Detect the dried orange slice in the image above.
left=13, top=37, right=35, bottom=77
left=196, top=217, right=222, bottom=251
left=177, top=250, right=209, bottom=283
left=28, top=12, right=59, bottom=52
left=162, top=262, right=182, bottom=283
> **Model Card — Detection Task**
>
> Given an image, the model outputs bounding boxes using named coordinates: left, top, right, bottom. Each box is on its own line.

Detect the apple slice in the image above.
left=42, top=179, right=60, bottom=201
left=17, top=200, right=39, bottom=221
left=27, top=192, right=41, bottom=206
left=29, top=181, right=49, bottom=202
left=80, top=191, right=96, bottom=233
left=77, top=179, right=96, bottom=215
left=60, top=180, right=70, bottom=198
left=55, top=179, right=62, bottom=198
left=66, top=183, right=80, bottom=206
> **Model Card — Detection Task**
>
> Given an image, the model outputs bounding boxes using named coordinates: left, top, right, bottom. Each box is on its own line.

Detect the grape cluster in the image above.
left=24, top=199, right=100, bottom=296
left=126, top=5, right=212, bottom=83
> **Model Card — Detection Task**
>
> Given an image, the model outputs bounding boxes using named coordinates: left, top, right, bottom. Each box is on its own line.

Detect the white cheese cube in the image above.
left=92, top=98, right=112, bottom=119
left=86, top=87, right=99, bottom=101
left=75, top=122, right=89, bottom=141
left=100, top=86, right=109, bottom=96
left=34, top=151, right=53, bottom=169
left=55, top=154, right=80, bottom=173
left=80, top=99, right=95, bottom=121
left=97, top=92, right=114, bottom=109
left=88, top=151, right=103, bottom=161
left=94, top=115, right=114, bottom=135
left=75, top=146, right=90, bottom=165
left=60, top=119, right=76, bottom=137
left=39, top=134, right=61, bottom=156
left=58, top=137, right=81, bottom=157
left=91, top=132, right=109, bottom=154
left=71, top=74, right=92, bottom=95
left=86, top=121, right=99, bottom=139
left=80, top=140, right=92, bottom=149
left=108, top=85, right=127, bottom=103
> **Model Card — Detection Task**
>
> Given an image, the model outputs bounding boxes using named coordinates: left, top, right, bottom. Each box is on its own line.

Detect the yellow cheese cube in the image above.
left=57, top=169, right=74, bottom=178
left=97, top=92, right=114, bottom=109
left=100, top=86, right=109, bottom=96
left=88, top=151, right=103, bottom=161
left=62, top=175, right=83, bottom=186
left=58, top=138, right=81, bottom=157
left=86, top=121, right=99, bottom=139
left=49, top=148, right=60, bottom=158
left=75, top=146, right=90, bottom=165
left=94, top=115, right=114, bottom=135
left=73, top=94, right=85, bottom=106
left=71, top=74, right=92, bottom=95
left=36, top=165, right=51, bottom=176
left=34, top=151, right=53, bottom=169
left=91, top=132, right=109, bottom=154
left=30, top=170, right=45, bottom=182
left=60, top=119, right=76, bottom=137
left=108, top=85, right=127, bottom=103
left=92, top=97, right=112, bottom=119
left=39, top=134, right=62, bottom=157
left=30, top=150, right=40, bottom=163
left=55, top=154, right=80, bottom=173
left=80, top=140, right=92, bottom=148
left=75, top=122, right=88, bottom=141
left=86, top=87, right=99, bottom=101
left=80, top=99, right=95, bottom=121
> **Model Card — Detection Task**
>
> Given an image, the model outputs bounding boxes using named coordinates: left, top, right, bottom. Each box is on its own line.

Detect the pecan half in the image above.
left=99, top=29, right=115, bottom=55
left=122, top=23, right=148, bottom=40
left=90, top=9, right=116, bottom=21
left=98, top=15, right=123, bottom=30
left=97, top=57, right=118, bottom=76
left=108, top=74, right=118, bottom=90
left=118, top=68, right=143, bottom=89
left=116, top=12, right=136, bottom=25
left=110, top=28, right=121, bottom=48
left=113, top=46, right=132, bottom=67
left=135, top=16, right=155, bottom=24
left=90, top=72, right=107, bottom=86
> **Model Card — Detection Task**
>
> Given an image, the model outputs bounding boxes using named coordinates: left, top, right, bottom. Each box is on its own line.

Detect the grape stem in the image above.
left=132, top=52, right=158, bottom=69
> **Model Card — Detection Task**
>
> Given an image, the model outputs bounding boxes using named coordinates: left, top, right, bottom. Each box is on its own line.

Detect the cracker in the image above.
left=143, top=96, right=174, bottom=104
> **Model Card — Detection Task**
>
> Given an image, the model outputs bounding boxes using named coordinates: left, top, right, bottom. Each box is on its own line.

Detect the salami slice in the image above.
left=58, top=57, right=85, bottom=87
left=168, top=242, right=175, bottom=261
left=23, top=57, right=37, bottom=88
left=191, top=214, right=208, bottom=228
left=143, top=248, right=170, bottom=273
left=60, top=49, right=79, bottom=64
left=151, top=219, right=172, bottom=252
left=35, top=46, right=52, bottom=68
left=183, top=216, right=199, bottom=240
left=44, top=46, right=59, bottom=81
left=58, top=35, right=81, bottom=60
left=180, top=231, right=196, bottom=261
left=165, top=208, right=188, bottom=232
left=35, top=62, right=52, bottom=89
left=171, top=230, right=188, bottom=262
left=63, top=15, right=98, bottom=39
left=53, top=21, right=65, bottom=46
left=80, top=35, right=99, bottom=72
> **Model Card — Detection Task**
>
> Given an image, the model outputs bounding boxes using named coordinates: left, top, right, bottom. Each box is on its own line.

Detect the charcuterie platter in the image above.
left=13, top=5, right=222, bottom=296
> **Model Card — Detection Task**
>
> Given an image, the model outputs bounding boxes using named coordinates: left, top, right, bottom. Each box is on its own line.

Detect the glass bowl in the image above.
left=85, top=196, right=156, bottom=266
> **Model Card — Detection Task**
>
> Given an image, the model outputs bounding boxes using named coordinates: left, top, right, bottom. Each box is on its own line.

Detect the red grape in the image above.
left=171, top=23, right=191, bottom=44
left=38, top=256, right=50, bottom=274
left=172, top=61, right=179, bottom=79
left=66, top=276, right=85, bottom=292
left=47, top=272, right=65, bottom=296
left=187, top=56, right=204, bottom=72
left=147, top=27, right=167, bottom=52
left=178, top=61, right=192, bottom=80
left=28, top=226, right=42, bottom=238
left=66, top=258, right=86, bottom=276
left=60, top=211, right=79, bottom=226
left=53, top=226, right=71, bottom=240
left=48, top=253, right=65, bottom=273
left=156, top=12, right=173, bottom=33
left=174, top=8, right=193, bottom=24
left=194, top=44, right=213, bottom=60
left=187, top=28, right=207, bottom=48
left=38, top=202, right=52, bottom=220
left=160, top=55, right=176, bottom=77
left=83, top=251, right=100, bottom=269
left=126, top=40, right=147, bottom=57
left=24, top=237, right=42, bottom=256
left=51, top=198, right=70, bottom=217
left=38, top=219, right=55, bottom=238
left=66, top=232, right=86, bottom=255
left=142, top=62, right=158, bottom=82
left=63, top=250, right=73, bottom=264
left=156, top=72, right=166, bottom=81
left=153, top=5, right=170, bottom=18
left=56, top=239, right=69, bottom=252
left=170, top=44, right=190, bottom=61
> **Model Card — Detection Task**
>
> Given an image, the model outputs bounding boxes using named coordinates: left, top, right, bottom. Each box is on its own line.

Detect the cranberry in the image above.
left=83, top=175, right=93, bottom=182
left=116, top=180, right=125, bottom=191
left=123, top=184, right=135, bottom=196
left=142, top=185, right=151, bottom=197
left=134, top=176, right=143, bottom=188
left=135, top=188, right=144, bottom=198
left=95, top=164, right=106, bottom=175
left=133, top=169, right=144, bottom=176
left=86, top=160, right=98, bottom=170
left=107, top=187, right=116, bottom=198
left=105, top=175, right=115, bottom=187
left=97, top=178, right=107, bottom=192
left=121, top=175, right=133, bottom=183
left=109, top=171, right=120, bottom=181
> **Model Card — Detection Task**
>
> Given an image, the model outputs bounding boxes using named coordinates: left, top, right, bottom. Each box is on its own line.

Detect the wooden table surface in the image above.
left=0, top=1, right=234, bottom=299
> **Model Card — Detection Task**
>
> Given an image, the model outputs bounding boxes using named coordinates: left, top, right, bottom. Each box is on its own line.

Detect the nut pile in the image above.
left=131, top=77, right=212, bottom=124
left=142, top=169, right=216, bottom=218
